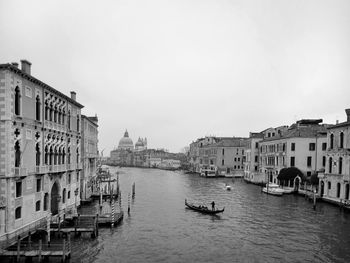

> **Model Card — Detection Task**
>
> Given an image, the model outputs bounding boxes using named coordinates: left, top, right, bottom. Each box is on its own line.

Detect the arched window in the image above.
left=49, top=103, right=53, bottom=121
left=337, top=183, right=341, bottom=198
left=346, top=184, right=350, bottom=200
left=35, top=95, right=41, bottom=121
left=67, top=147, right=71, bottom=164
left=330, top=134, right=334, bottom=149
left=14, top=141, right=21, bottom=167
left=339, top=157, right=343, bottom=174
left=68, top=110, right=71, bottom=130
left=58, top=110, right=62, bottom=124
left=54, top=106, right=57, bottom=123
left=77, top=116, right=80, bottom=132
left=15, top=207, right=21, bottom=219
left=76, top=148, right=80, bottom=164
left=44, top=146, right=49, bottom=165
left=58, top=148, right=62, bottom=165
left=328, top=181, right=331, bottom=190
left=68, top=191, right=71, bottom=199
left=49, top=147, right=53, bottom=165
left=44, top=193, right=49, bottom=211
left=62, top=110, right=65, bottom=125
left=62, top=149, right=66, bottom=165
left=329, top=157, right=333, bottom=173
left=36, top=143, right=40, bottom=166
left=340, top=132, right=344, bottom=149
left=45, top=102, right=49, bottom=120
left=54, top=147, right=57, bottom=165
left=35, top=200, right=41, bottom=211
left=62, top=189, right=66, bottom=203
left=15, top=86, right=21, bottom=115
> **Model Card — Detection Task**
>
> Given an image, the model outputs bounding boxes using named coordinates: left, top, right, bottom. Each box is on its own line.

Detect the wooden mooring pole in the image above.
left=16, top=235, right=21, bottom=263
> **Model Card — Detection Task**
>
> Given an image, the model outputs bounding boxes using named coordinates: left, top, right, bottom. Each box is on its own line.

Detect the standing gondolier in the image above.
left=211, top=201, right=215, bottom=211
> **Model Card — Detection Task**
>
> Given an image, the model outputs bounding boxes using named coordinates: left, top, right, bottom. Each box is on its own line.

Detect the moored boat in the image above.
left=185, top=199, right=224, bottom=214
left=225, top=184, right=231, bottom=191
left=262, top=183, right=284, bottom=196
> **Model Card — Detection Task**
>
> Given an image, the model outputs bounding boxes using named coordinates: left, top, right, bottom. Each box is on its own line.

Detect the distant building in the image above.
left=118, top=130, right=134, bottom=151
left=81, top=115, right=98, bottom=201
left=243, top=132, right=264, bottom=184
left=318, top=109, right=350, bottom=204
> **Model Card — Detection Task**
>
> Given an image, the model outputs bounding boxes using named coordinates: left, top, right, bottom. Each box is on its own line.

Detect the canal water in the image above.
left=71, top=167, right=350, bottom=263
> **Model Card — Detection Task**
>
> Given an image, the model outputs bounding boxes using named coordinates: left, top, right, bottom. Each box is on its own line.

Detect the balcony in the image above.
left=35, top=166, right=48, bottom=174
left=66, top=163, right=76, bottom=171
left=14, top=167, right=27, bottom=177
left=47, top=164, right=66, bottom=173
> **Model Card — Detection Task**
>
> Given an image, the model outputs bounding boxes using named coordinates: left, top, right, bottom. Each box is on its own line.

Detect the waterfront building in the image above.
left=189, top=137, right=218, bottom=173
left=135, top=137, right=147, bottom=151
left=81, top=115, right=98, bottom=201
left=259, top=120, right=327, bottom=186
left=0, top=61, right=83, bottom=248
left=118, top=130, right=134, bottom=150
left=318, top=109, right=350, bottom=204
left=243, top=132, right=264, bottom=184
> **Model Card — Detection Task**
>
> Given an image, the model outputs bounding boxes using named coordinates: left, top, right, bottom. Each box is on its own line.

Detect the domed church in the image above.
left=118, top=130, right=134, bottom=150
left=135, top=137, right=147, bottom=151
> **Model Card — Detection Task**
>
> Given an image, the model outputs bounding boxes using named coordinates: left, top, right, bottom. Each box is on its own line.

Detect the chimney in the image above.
left=346, top=109, right=350, bottom=122
left=70, top=91, right=76, bottom=101
left=20, top=60, right=32, bottom=75
left=12, top=62, right=19, bottom=68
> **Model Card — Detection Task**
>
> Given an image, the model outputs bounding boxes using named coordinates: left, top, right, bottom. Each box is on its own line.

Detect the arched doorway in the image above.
left=51, top=182, right=60, bottom=215
left=294, top=177, right=300, bottom=191
left=320, top=181, right=325, bottom=197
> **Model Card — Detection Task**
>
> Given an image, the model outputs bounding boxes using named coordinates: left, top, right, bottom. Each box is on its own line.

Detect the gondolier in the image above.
left=211, top=201, right=215, bottom=211
left=185, top=199, right=224, bottom=215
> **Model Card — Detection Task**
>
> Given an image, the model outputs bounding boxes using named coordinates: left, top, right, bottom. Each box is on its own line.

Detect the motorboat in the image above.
left=262, top=183, right=284, bottom=196
left=225, top=184, right=231, bottom=191
left=200, top=168, right=216, bottom=178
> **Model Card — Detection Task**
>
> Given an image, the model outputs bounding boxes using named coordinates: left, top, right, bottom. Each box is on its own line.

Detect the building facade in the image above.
left=81, top=115, right=98, bottom=201
left=243, top=132, right=264, bottom=184
left=318, top=109, right=350, bottom=204
left=259, top=120, right=327, bottom=186
left=0, top=61, right=83, bottom=248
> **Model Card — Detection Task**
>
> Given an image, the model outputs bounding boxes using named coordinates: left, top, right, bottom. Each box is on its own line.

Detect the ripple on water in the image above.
left=70, top=168, right=350, bottom=263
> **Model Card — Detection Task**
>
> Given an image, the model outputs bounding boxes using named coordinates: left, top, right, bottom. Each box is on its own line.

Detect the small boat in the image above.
left=262, top=183, right=284, bottom=196
left=225, top=184, right=231, bottom=191
left=185, top=199, right=224, bottom=214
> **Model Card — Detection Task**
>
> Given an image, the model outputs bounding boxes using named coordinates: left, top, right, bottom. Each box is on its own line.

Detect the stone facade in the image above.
left=81, top=115, right=98, bottom=201
left=243, top=132, right=264, bottom=184
left=318, top=109, right=350, bottom=203
left=0, top=61, right=83, bottom=248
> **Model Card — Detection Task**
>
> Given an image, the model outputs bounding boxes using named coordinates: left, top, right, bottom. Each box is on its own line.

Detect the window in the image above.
left=68, top=173, right=71, bottom=184
left=283, top=143, right=286, bottom=152
left=340, top=132, right=344, bottom=148
left=337, top=183, right=341, bottom=198
left=330, top=134, right=334, bottom=149
left=309, top=143, right=315, bottom=151
left=254, top=156, right=258, bottom=162
left=234, top=158, right=236, bottom=162
left=254, top=166, right=258, bottom=171
left=44, top=193, right=48, bottom=211
left=16, top=181, right=22, bottom=198
left=15, top=207, right=21, bottom=219
left=234, top=165, right=236, bottom=169
left=322, top=156, right=326, bottom=167
left=35, top=200, right=41, bottom=211
left=62, top=189, right=66, bottom=203
left=290, top=157, right=295, bottom=167
left=36, top=178, right=41, bottom=192
left=307, top=156, right=312, bottom=167
left=328, top=181, right=331, bottom=190
left=222, top=159, right=224, bottom=165
left=339, top=157, right=343, bottom=174
left=14, top=141, right=21, bottom=167
left=15, top=86, right=21, bottom=115
left=329, top=157, right=333, bottom=173
left=238, top=158, right=240, bottom=162
left=68, top=191, right=71, bottom=199
left=76, top=172, right=79, bottom=182
left=322, top=143, right=327, bottom=151
left=307, top=171, right=311, bottom=177
left=255, top=142, right=258, bottom=149
left=222, top=149, right=224, bottom=155
left=291, top=143, right=295, bottom=151
left=35, top=95, right=41, bottom=121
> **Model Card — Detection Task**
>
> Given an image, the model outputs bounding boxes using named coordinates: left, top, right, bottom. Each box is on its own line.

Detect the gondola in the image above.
left=185, top=199, right=224, bottom=214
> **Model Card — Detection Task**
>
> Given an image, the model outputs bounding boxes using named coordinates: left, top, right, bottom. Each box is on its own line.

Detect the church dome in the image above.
left=118, top=130, right=134, bottom=150
left=135, top=137, right=144, bottom=147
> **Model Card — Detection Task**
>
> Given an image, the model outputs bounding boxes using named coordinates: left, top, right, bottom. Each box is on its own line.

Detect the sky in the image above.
left=1, top=0, right=350, bottom=154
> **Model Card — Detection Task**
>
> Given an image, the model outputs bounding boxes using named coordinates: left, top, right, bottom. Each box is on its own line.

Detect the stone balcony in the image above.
left=48, top=164, right=66, bottom=173
left=14, top=167, right=27, bottom=177
left=35, top=165, right=48, bottom=174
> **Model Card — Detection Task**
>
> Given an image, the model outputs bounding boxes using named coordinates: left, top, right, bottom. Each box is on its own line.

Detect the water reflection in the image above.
left=70, top=167, right=350, bottom=263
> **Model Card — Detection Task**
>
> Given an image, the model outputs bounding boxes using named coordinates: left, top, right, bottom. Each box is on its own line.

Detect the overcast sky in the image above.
left=1, top=0, right=350, bottom=154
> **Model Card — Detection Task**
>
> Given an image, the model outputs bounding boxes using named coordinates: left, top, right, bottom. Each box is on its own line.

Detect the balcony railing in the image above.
left=35, top=166, right=48, bottom=174
left=343, top=174, right=350, bottom=182
left=14, top=167, right=27, bottom=177
left=76, top=163, right=83, bottom=170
